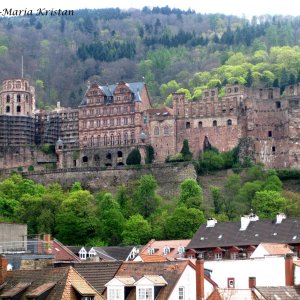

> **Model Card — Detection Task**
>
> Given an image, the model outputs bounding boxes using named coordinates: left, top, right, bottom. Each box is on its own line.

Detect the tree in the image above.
left=245, top=69, right=253, bottom=87
left=126, top=148, right=141, bottom=165
left=165, top=207, right=205, bottom=239
left=210, top=186, right=223, bottom=214
left=252, top=190, right=289, bottom=219
left=145, top=145, right=154, bottom=164
left=135, top=175, right=159, bottom=218
left=122, top=214, right=152, bottom=245
left=180, top=139, right=192, bottom=161
left=179, top=178, right=203, bottom=209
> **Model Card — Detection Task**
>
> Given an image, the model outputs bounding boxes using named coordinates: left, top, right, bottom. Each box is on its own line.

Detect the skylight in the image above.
left=200, top=237, right=205, bottom=240
left=293, top=235, right=297, bottom=240
left=218, top=235, right=223, bottom=239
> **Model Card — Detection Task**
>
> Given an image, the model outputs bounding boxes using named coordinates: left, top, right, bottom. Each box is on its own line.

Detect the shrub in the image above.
left=145, top=145, right=154, bottom=164
left=126, top=148, right=141, bottom=165
left=28, top=165, right=34, bottom=172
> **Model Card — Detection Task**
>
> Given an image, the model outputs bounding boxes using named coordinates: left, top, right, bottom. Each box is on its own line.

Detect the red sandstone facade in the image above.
left=1, top=78, right=300, bottom=170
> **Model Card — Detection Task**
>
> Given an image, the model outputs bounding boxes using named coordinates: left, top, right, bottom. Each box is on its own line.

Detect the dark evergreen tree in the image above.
left=289, top=73, right=296, bottom=85
left=245, top=69, right=253, bottom=87
left=180, top=139, right=192, bottom=161
left=145, top=145, right=154, bottom=164
left=126, top=148, right=141, bottom=165
left=273, top=78, right=279, bottom=88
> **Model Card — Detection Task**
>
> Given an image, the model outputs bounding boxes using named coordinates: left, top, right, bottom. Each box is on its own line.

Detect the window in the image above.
left=276, top=101, right=281, bottom=109
left=178, top=246, right=185, bottom=254
left=81, top=297, right=94, bottom=300
left=123, top=106, right=128, bottom=113
left=198, top=121, right=203, bottom=128
left=97, top=120, right=101, bottom=127
left=215, top=253, right=222, bottom=260
left=117, top=151, right=123, bottom=158
left=17, top=94, right=21, bottom=102
left=16, top=106, right=21, bottom=113
left=110, top=107, right=114, bottom=114
left=213, top=120, right=217, bottom=127
left=234, top=87, right=238, bottom=93
left=163, top=246, right=170, bottom=255
left=110, top=135, right=114, bottom=146
left=227, top=278, right=235, bottom=288
left=6, top=106, right=10, bottom=113
left=144, top=116, right=147, bottom=124
left=117, top=107, right=121, bottom=113
left=124, top=117, right=128, bottom=125
left=6, top=95, right=10, bottom=103
left=83, top=121, right=87, bottom=129
left=117, top=118, right=121, bottom=126
left=106, top=153, right=112, bottom=159
left=104, top=120, right=108, bottom=127
left=110, top=119, right=114, bottom=126
left=117, top=134, right=121, bottom=145
left=124, top=132, right=128, bottom=144
left=272, top=146, right=276, bottom=153
left=83, top=110, right=86, bottom=117
left=89, top=109, right=94, bottom=116
left=154, top=127, right=159, bottom=136
left=79, top=248, right=87, bottom=260
left=230, top=252, right=238, bottom=260
left=138, top=287, right=153, bottom=300
left=179, top=287, right=185, bottom=300
left=82, top=156, right=88, bottom=163
left=97, top=136, right=100, bottom=146
left=90, top=120, right=94, bottom=128
left=91, top=136, right=94, bottom=146
left=108, top=288, right=122, bottom=300
left=131, top=117, right=134, bottom=124
left=164, top=127, right=169, bottom=135
left=186, top=122, right=191, bottom=129
left=130, top=106, right=135, bottom=112
left=148, top=247, right=154, bottom=255
left=268, top=131, right=272, bottom=137
left=227, top=119, right=232, bottom=126
left=104, top=136, right=108, bottom=146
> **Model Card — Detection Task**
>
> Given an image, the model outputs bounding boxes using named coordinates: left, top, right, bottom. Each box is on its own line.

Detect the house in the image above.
left=73, top=261, right=123, bottom=294
left=252, top=286, right=300, bottom=299
left=104, top=259, right=219, bottom=300
left=250, top=243, right=293, bottom=258
left=0, top=256, right=104, bottom=300
left=135, top=239, right=190, bottom=261
left=67, top=246, right=138, bottom=261
left=186, top=213, right=300, bottom=260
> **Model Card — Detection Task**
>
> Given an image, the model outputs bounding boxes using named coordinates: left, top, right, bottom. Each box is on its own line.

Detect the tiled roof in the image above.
left=115, top=260, right=190, bottom=300
left=254, top=286, right=300, bottom=299
left=0, top=282, right=31, bottom=298
left=140, top=239, right=190, bottom=259
left=146, top=107, right=173, bottom=116
left=0, top=266, right=104, bottom=300
left=260, top=243, right=293, bottom=255
left=115, top=276, right=135, bottom=285
left=52, top=239, right=81, bottom=262
left=139, top=254, right=168, bottom=262
left=187, top=218, right=300, bottom=250
left=73, top=261, right=122, bottom=293
left=142, top=275, right=167, bottom=285
left=95, top=246, right=134, bottom=261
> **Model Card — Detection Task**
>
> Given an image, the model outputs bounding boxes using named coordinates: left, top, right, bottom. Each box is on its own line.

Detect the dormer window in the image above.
left=163, top=246, right=170, bottom=255
left=79, top=248, right=87, bottom=260
left=147, top=247, right=154, bottom=255
left=178, top=246, right=185, bottom=254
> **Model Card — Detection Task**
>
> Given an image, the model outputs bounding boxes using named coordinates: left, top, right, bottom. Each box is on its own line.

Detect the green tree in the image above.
left=145, top=145, right=154, bottom=164
left=122, top=214, right=152, bottom=245
left=252, top=190, right=289, bottom=219
left=126, top=148, right=141, bottom=165
left=210, top=186, right=223, bottom=214
left=179, top=178, right=203, bottom=209
left=245, top=69, right=253, bottom=87
left=165, top=207, right=205, bottom=239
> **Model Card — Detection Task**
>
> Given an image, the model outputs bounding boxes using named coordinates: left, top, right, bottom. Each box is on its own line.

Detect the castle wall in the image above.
left=24, top=163, right=196, bottom=198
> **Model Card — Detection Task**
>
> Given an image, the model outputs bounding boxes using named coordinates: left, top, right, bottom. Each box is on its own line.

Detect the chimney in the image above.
left=196, top=257, right=204, bottom=300
left=43, top=234, right=52, bottom=254
left=0, top=255, right=8, bottom=284
left=249, top=277, right=256, bottom=288
left=56, top=101, right=61, bottom=110
left=285, top=254, right=294, bottom=286
left=276, top=213, right=286, bottom=224
left=240, top=213, right=259, bottom=231
left=206, top=218, right=217, bottom=228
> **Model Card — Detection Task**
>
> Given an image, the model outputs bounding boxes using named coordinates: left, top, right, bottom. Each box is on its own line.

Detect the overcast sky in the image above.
left=2, top=0, right=298, bottom=18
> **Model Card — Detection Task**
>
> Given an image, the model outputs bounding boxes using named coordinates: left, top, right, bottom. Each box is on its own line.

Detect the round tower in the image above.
left=0, top=79, right=35, bottom=116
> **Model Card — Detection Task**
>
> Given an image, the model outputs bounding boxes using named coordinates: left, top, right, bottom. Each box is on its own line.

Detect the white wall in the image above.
left=205, top=256, right=286, bottom=289
left=168, top=264, right=214, bottom=300
left=294, top=265, right=300, bottom=285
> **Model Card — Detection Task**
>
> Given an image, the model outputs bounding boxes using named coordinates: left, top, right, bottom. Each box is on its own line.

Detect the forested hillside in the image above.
left=1, top=7, right=300, bottom=108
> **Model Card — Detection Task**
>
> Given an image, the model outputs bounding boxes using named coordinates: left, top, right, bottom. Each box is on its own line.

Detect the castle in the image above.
left=1, top=78, right=300, bottom=171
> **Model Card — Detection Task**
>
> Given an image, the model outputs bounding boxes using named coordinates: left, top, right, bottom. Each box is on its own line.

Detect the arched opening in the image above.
left=213, top=120, right=217, bottom=127
left=106, top=153, right=112, bottom=160
left=94, top=154, right=100, bottom=161
left=6, top=106, right=10, bottom=113
left=117, top=151, right=123, bottom=158
left=198, top=121, right=203, bottom=128
left=227, top=119, right=232, bottom=126
left=117, top=162, right=124, bottom=166
left=17, top=94, right=21, bottom=102
left=6, top=95, right=10, bottom=103
left=16, top=106, right=21, bottom=113
left=105, top=163, right=112, bottom=167
left=82, top=156, right=88, bottom=163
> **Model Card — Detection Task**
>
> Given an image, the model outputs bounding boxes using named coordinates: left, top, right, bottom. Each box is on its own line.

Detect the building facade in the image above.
left=1, top=78, right=300, bottom=170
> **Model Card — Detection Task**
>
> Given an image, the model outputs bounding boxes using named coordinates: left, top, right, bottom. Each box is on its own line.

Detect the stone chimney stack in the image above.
left=285, top=254, right=294, bottom=286
left=240, top=213, right=259, bottom=231
left=249, top=277, right=256, bottom=288
left=206, top=218, right=217, bottom=228
left=276, top=213, right=286, bottom=224
left=196, top=257, right=204, bottom=300
left=0, top=255, right=8, bottom=284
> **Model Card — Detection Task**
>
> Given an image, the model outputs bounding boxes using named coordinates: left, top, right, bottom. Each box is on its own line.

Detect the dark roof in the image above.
left=187, top=218, right=300, bottom=250
left=254, top=286, right=300, bottom=299
left=52, top=239, right=81, bottom=263
left=73, top=261, right=122, bottom=293
left=96, top=246, right=134, bottom=261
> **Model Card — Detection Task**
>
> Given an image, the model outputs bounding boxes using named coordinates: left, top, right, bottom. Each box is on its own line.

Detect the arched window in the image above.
left=106, top=153, right=112, bottom=159
left=163, top=246, right=170, bottom=255
left=147, top=247, right=154, bottom=255
left=6, top=95, right=10, bottom=103
left=110, top=134, right=114, bottom=146
left=124, top=132, right=128, bottom=144
left=6, top=106, right=10, bottom=113
left=117, top=133, right=121, bottom=145
left=131, top=131, right=135, bottom=144
left=154, top=127, right=159, bottom=136
left=16, top=106, right=21, bottom=113
left=117, top=151, right=123, bottom=158
left=17, top=94, right=21, bottom=102
left=104, top=135, right=108, bottom=146
left=163, top=127, right=169, bottom=135
left=91, top=136, right=94, bottom=146
left=198, top=121, right=203, bottom=128
left=94, top=154, right=100, bottom=161
left=227, top=119, right=232, bottom=126
left=213, top=120, right=217, bottom=127
left=97, top=135, right=100, bottom=146
left=178, top=246, right=185, bottom=254
left=82, top=156, right=88, bottom=163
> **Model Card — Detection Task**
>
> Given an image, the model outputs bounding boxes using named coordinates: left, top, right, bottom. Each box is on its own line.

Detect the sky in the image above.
left=1, top=0, right=299, bottom=18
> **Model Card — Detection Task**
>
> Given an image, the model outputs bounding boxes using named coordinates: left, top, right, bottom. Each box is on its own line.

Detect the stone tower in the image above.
left=0, top=78, right=35, bottom=116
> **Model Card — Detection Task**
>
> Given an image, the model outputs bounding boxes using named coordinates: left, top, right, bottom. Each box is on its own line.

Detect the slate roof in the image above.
left=0, top=266, right=104, bottom=300
left=114, top=260, right=192, bottom=300
left=187, top=218, right=300, bottom=250
left=73, top=261, right=122, bottom=293
left=254, top=286, right=300, bottom=299
left=97, top=246, right=135, bottom=261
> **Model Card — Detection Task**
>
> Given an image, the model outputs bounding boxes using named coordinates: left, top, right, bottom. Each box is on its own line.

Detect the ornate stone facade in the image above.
left=1, top=78, right=300, bottom=170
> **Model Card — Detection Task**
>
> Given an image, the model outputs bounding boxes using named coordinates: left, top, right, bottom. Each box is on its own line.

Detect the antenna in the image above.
left=21, top=56, right=24, bottom=78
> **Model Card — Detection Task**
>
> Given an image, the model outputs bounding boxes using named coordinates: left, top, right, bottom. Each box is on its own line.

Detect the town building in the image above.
left=2, top=78, right=300, bottom=170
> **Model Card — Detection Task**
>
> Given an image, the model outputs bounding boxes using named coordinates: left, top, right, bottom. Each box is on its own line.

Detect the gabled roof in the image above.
left=187, top=218, right=300, bottom=250
left=254, top=286, right=300, bottom=299
left=73, top=261, right=122, bottom=293
left=94, top=246, right=135, bottom=261
left=259, top=243, right=293, bottom=255
left=140, top=239, right=190, bottom=259
left=114, top=260, right=191, bottom=300
left=138, top=254, right=168, bottom=262
left=0, top=266, right=104, bottom=300
left=52, top=239, right=81, bottom=262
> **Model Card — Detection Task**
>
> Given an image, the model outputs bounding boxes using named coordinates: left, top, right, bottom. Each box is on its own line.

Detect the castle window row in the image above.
left=154, top=126, right=170, bottom=136
left=83, top=132, right=136, bottom=147
left=5, top=106, right=22, bottom=113
left=82, top=106, right=134, bottom=116
left=184, top=119, right=233, bottom=129
left=82, top=117, right=134, bottom=129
